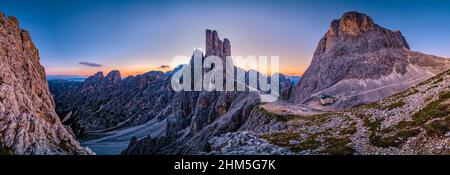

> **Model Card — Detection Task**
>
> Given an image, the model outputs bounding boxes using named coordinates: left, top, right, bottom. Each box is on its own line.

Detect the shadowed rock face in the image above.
left=0, top=12, right=92, bottom=155
left=289, top=11, right=450, bottom=107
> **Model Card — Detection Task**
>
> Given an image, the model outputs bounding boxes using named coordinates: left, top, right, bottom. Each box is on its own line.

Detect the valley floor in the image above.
left=81, top=118, right=166, bottom=155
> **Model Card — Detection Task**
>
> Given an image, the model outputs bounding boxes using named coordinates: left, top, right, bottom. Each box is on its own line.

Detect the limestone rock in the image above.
left=205, top=29, right=231, bottom=60
left=0, top=12, right=92, bottom=155
left=206, top=131, right=294, bottom=155
left=289, top=11, right=450, bottom=108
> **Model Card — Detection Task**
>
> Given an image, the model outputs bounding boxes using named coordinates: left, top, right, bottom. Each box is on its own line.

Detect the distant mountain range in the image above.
left=46, top=74, right=299, bottom=83
left=47, top=75, right=86, bottom=82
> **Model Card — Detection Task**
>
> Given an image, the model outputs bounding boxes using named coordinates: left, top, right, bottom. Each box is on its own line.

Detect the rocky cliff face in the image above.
left=0, top=12, right=92, bottom=155
left=289, top=11, right=450, bottom=108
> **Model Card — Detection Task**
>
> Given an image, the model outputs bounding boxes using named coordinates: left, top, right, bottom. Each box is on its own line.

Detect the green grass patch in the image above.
left=393, top=91, right=450, bottom=130
left=0, top=141, right=15, bottom=155
left=366, top=91, right=450, bottom=147
left=58, top=140, right=72, bottom=152
left=364, top=118, right=383, bottom=133
left=321, top=137, right=354, bottom=155
left=410, top=91, right=450, bottom=126
left=365, top=102, right=382, bottom=109
left=363, top=117, right=419, bottom=148
left=261, top=132, right=321, bottom=152
left=253, top=106, right=300, bottom=122
left=391, top=88, right=419, bottom=99
left=426, top=118, right=450, bottom=137
left=405, top=89, right=420, bottom=96
left=369, top=129, right=420, bottom=148
left=381, top=100, right=406, bottom=110
left=341, top=123, right=357, bottom=135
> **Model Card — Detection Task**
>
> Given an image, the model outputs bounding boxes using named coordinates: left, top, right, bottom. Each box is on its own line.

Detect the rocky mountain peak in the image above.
left=106, top=70, right=121, bottom=83
left=205, top=29, right=231, bottom=59
left=143, top=71, right=164, bottom=79
left=83, top=71, right=122, bottom=90
left=317, top=11, right=410, bottom=56
left=289, top=11, right=449, bottom=107
left=92, top=71, right=104, bottom=79
left=83, top=71, right=103, bottom=85
left=0, top=12, right=18, bottom=28
left=331, top=11, right=375, bottom=36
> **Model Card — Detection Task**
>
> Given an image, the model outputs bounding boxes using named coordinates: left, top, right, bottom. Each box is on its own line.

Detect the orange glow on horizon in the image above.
left=46, top=65, right=306, bottom=78
left=45, top=65, right=173, bottom=78
left=45, top=57, right=309, bottom=77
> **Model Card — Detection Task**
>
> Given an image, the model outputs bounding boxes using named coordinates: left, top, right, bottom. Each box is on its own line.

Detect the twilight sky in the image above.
left=1, top=0, right=450, bottom=76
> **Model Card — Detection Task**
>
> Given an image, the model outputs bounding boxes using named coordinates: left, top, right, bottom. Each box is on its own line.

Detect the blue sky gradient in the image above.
left=1, top=0, right=449, bottom=76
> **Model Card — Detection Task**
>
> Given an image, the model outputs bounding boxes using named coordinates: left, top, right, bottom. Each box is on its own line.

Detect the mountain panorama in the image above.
left=1, top=11, right=449, bottom=155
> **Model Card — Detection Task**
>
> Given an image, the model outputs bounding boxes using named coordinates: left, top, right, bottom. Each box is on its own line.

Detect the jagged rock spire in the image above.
left=205, top=29, right=231, bottom=59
